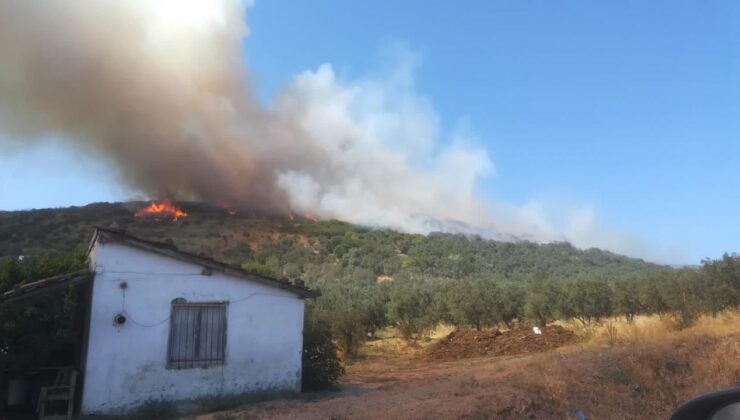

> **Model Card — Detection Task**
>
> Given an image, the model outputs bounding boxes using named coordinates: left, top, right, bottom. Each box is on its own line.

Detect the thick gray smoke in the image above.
left=0, top=0, right=311, bottom=211
left=0, top=0, right=647, bottom=257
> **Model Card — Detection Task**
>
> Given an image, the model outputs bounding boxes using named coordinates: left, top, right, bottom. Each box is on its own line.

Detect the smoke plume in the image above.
left=0, top=0, right=645, bottom=257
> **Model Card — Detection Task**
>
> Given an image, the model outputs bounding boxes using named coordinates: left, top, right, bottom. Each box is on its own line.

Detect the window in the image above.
left=167, top=301, right=227, bottom=368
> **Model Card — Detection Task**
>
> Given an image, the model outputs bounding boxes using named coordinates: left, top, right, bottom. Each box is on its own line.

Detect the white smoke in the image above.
left=0, top=0, right=648, bottom=258
left=274, top=59, right=493, bottom=234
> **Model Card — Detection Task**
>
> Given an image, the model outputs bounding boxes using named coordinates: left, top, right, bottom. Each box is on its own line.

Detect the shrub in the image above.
left=302, top=305, right=343, bottom=391
left=241, top=261, right=276, bottom=278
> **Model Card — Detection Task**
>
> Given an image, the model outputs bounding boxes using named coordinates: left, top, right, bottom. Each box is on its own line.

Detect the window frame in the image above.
left=166, top=300, right=228, bottom=369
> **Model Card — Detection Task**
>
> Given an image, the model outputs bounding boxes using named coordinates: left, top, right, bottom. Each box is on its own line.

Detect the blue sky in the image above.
left=2, top=1, right=739, bottom=264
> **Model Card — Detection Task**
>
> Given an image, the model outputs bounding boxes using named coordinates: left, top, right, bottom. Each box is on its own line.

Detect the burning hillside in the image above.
left=0, top=202, right=660, bottom=282
left=0, top=0, right=643, bottom=259
left=135, top=200, right=188, bottom=221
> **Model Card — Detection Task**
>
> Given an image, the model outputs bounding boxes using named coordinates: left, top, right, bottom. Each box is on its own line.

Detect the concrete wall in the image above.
left=81, top=240, right=305, bottom=414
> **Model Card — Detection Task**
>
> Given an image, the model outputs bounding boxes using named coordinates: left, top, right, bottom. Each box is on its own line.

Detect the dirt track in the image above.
left=201, top=350, right=566, bottom=419
left=197, top=327, right=739, bottom=420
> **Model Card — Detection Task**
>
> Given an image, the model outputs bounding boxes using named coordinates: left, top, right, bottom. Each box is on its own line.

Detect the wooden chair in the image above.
left=37, top=367, right=77, bottom=420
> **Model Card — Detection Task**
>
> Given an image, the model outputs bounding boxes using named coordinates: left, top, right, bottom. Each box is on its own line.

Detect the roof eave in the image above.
left=0, top=269, right=93, bottom=307
left=92, top=227, right=319, bottom=299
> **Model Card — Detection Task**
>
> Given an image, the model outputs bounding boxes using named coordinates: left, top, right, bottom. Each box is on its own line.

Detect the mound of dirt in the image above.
left=426, top=325, right=577, bottom=361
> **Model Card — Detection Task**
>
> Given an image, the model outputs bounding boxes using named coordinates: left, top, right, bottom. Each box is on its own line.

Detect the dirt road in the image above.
left=197, top=323, right=739, bottom=420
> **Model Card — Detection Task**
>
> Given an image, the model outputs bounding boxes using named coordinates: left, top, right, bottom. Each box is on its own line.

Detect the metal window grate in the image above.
left=167, top=302, right=227, bottom=369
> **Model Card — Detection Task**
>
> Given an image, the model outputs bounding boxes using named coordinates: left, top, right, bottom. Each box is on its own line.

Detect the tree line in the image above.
left=249, top=222, right=661, bottom=282
left=304, top=254, right=739, bottom=356
left=234, top=225, right=736, bottom=358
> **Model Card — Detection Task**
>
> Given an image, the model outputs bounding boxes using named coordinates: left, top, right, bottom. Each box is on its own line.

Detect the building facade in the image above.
left=79, top=228, right=314, bottom=414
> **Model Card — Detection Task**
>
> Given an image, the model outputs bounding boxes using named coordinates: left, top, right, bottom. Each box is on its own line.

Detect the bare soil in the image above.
left=197, top=325, right=740, bottom=420
left=425, top=326, right=577, bottom=361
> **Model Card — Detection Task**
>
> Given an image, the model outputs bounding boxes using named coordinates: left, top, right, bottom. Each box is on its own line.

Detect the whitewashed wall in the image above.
left=82, top=240, right=305, bottom=414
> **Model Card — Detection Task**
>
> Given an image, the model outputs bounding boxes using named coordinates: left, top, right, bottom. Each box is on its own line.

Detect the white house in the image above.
left=0, top=226, right=318, bottom=415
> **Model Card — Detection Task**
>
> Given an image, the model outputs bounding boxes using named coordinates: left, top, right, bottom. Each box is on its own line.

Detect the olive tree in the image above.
left=387, top=279, right=440, bottom=341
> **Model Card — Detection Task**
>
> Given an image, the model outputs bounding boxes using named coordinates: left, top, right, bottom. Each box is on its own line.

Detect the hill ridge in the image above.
left=0, top=202, right=662, bottom=282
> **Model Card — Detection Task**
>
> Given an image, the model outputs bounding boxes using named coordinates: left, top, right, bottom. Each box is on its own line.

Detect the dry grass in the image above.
left=204, top=310, right=740, bottom=420
left=558, top=309, right=740, bottom=349
left=526, top=309, right=740, bottom=418
left=359, top=325, right=456, bottom=359
left=691, top=337, right=740, bottom=390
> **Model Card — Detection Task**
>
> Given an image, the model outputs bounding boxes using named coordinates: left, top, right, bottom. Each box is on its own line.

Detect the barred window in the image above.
left=167, top=301, right=227, bottom=369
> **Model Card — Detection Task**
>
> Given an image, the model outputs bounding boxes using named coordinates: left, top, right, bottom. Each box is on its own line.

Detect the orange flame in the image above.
left=135, top=199, right=188, bottom=221
left=304, top=212, right=319, bottom=223
left=218, top=203, right=237, bottom=216
left=288, top=212, right=295, bottom=221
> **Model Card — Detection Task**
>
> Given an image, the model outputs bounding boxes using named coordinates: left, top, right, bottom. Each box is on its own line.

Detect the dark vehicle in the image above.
left=671, top=388, right=740, bottom=420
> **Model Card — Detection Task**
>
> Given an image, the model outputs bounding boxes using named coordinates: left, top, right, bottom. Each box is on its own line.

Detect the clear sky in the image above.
left=1, top=1, right=739, bottom=264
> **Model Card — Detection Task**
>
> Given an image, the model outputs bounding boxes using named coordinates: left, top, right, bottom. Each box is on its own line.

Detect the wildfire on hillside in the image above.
left=287, top=211, right=317, bottom=223
left=218, top=203, right=237, bottom=216
left=135, top=199, right=188, bottom=221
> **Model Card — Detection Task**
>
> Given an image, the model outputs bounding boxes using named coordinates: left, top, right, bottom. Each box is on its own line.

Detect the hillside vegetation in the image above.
left=5, top=203, right=736, bottom=350
left=0, top=201, right=660, bottom=282
left=1, top=201, right=739, bottom=401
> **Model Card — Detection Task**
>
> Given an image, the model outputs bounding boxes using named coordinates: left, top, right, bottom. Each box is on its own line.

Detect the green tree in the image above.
left=0, top=253, right=87, bottom=370
left=638, top=274, right=670, bottom=315
left=561, top=279, right=613, bottom=325
left=446, top=278, right=502, bottom=330
left=659, top=269, right=704, bottom=329
left=524, top=279, right=564, bottom=327
left=700, top=254, right=740, bottom=314
left=387, top=279, right=439, bottom=341
left=612, top=280, right=642, bottom=322
left=499, top=284, right=525, bottom=328
left=312, top=279, right=386, bottom=356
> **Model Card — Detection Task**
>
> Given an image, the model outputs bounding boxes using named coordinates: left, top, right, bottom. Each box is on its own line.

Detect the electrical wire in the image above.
left=126, top=315, right=171, bottom=328
left=122, top=292, right=294, bottom=328
left=101, top=261, right=301, bottom=328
